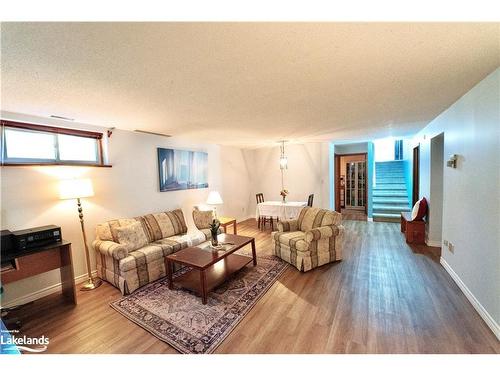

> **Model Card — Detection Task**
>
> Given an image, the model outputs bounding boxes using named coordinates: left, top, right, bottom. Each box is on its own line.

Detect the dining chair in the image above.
left=307, top=194, right=314, bottom=207
left=256, top=193, right=275, bottom=230
left=256, top=193, right=264, bottom=204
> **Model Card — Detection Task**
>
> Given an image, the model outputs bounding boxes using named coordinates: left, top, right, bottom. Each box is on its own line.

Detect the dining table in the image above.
left=256, top=200, right=307, bottom=221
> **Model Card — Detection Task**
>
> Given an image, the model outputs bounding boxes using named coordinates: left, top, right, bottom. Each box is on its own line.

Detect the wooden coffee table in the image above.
left=165, top=233, right=257, bottom=304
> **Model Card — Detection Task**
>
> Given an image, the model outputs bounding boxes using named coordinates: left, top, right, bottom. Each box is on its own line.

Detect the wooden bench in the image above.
left=401, top=212, right=426, bottom=244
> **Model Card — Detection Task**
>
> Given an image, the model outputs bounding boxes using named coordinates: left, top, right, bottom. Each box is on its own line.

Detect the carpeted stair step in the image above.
left=376, top=176, right=406, bottom=182
left=373, top=190, right=408, bottom=197
left=373, top=204, right=411, bottom=212
left=375, top=179, right=406, bottom=184
left=373, top=212, right=401, bottom=222
left=373, top=197, right=409, bottom=204
left=374, top=184, right=407, bottom=190
left=376, top=170, right=405, bottom=175
left=375, top=172, right=406, bottom=176
left=376, top=170, right=404, bottom=175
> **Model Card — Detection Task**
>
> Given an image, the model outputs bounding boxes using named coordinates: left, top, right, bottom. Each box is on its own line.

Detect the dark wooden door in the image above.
left=335, top=154, right=341, bottom=212
left=412, top=145, right=420, bottom=205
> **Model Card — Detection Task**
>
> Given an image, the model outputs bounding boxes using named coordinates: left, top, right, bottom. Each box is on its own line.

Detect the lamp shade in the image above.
left=206, top=191, right=223, bottom=205
left=279, top=156, right=288, bottom=170
left=59, top=178, right=94, bottom=200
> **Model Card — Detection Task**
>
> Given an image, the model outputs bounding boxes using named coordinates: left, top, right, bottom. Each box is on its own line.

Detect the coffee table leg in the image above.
left=200, top=270, right=207, bottom=304
left=233, top=221, right=237, bottom=234
left=251, top=239, right=257, bottom=266
left=167, top=259, right=173, bottom=289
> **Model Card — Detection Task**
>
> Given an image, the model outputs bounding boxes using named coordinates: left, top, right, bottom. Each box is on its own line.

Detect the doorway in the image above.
left=334, top=152, right=367, bottom=220
left=412, top=145, right=420, bottom=205
left=429, top=133, right=444, bottom=245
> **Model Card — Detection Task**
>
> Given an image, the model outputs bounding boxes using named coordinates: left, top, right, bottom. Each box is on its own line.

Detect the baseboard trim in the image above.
left=426, top=239, right=442, bottom=247
left=440, top=257, right=500, bottom=340
left=1, top=270, right=97, bottom=309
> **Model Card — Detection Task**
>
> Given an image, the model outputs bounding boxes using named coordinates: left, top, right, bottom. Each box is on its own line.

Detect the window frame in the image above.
left=1, top=120, right=108, bottom=167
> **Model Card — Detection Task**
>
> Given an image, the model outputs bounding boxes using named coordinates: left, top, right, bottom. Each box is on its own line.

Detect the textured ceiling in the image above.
left=1, top=22, right=499, bottom=148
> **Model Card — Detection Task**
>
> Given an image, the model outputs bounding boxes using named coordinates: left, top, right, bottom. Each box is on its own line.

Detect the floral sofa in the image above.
left=93, top=209, right=214, bottom=294
left=272, top=207, right=344, bottom=271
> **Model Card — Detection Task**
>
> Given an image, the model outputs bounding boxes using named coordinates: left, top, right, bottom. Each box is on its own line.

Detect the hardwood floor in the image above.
left=6, top=218, right=499, bottom=354
left=341, top=208, right=367, bottom=221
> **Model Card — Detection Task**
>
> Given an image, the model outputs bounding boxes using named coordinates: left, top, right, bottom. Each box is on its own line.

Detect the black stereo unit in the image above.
left=12, top=225, right=62, bottom=251
left=1, top=229, right=15, bottom=261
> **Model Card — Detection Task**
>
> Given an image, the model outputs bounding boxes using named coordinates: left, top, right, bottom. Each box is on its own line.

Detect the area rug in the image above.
left=110, top=255, right=288, bottom=354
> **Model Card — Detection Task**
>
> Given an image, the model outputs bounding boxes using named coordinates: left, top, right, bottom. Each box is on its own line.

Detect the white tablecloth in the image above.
left=256, top=201, right=307, bottom=220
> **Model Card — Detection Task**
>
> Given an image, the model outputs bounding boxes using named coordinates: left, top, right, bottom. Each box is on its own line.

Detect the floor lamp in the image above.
left=59, top=178, right=102, bottom=291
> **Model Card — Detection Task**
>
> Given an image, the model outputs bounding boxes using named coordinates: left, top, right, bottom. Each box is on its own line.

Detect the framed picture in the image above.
left=157, top=148, right=209, bottom=192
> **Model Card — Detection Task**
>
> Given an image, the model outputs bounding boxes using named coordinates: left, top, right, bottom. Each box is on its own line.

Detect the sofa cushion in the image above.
left=153, top=232, right=206, bottom=254
left=114, top=222, right=149, bottom=252
left=297, top=207, right=325, bottom=232
left=273, top=231, right=308, bottom=252
left=119, top=244, right=164, bottom=272
left=135, top=209, right=187, bottom=241
left=297, top=207, right=341, bottom=232
left=319, top=210, right=342, bottom=227
left=96, top=218, right=138, bottom=241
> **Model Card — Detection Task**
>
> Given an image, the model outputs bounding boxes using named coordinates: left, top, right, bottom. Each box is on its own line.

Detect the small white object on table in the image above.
left=256, top=201, right=307, bottom=221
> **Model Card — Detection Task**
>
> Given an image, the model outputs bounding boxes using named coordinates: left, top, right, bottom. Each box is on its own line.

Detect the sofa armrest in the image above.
left=92, top=239, right=128, bottom=260
left=277, top=219, right=299, bottom=232
left=305, top=225, right=340, bottom=243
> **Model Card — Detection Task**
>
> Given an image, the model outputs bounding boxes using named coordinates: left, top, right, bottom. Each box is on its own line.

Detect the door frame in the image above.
left=412, top=145, right=420, bottom=205
left=334, top=152, right=368, bottom=214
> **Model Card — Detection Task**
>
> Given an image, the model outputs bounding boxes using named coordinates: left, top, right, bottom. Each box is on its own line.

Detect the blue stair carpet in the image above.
left=373, top=160, right=411, bottom=222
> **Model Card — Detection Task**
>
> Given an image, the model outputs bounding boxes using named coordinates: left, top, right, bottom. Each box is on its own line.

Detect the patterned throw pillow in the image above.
left=411, top=197, right=428, bottom=221
left=95, top=218, right=137, bottom=241
left=114, top=222, right=149, bottom=252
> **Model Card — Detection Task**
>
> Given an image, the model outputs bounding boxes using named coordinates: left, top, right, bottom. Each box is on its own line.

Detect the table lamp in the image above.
left=206, top=191, right=223, bottom=219
left=59, top=178, right=102, bottom=291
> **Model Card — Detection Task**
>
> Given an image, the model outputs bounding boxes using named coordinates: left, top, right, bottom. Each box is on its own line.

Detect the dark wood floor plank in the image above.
left=5, top=218, right=499, bottom=354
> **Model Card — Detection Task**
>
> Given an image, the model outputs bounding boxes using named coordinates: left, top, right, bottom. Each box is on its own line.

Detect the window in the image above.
left=1, top=120, right=105, bottom=166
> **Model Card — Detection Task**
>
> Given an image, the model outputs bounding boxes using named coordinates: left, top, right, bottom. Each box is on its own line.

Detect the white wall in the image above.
left=411, top=68, right=500, bottom=334
left=334, top=142, right=368, bottom=155
left=373, top=137, right=395, bottom=161
left=1, top=112, right=251, bottom=305
left=246, top=142, right=331, bottom=216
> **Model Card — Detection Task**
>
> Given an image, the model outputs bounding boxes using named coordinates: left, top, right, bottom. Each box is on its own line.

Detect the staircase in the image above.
left=373, top=160, right=411, bottom=222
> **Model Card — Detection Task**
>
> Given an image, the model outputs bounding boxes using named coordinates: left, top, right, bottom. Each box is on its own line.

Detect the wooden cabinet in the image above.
left=340, top=175, right=345, bottom=208
left=400, top=212, right=426, bottom=244
left=346, top=161, right=366, bottom=209
left=1, top=241, right=77, bottom=305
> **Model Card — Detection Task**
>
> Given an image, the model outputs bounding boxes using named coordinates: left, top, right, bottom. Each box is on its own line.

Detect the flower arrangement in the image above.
left=280, top=189, right=289, bottom=203
left=208, top=219, right=220, bottom=246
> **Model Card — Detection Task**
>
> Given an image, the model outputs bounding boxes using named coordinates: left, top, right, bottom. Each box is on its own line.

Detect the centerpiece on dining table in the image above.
left=280, top=189, right=289, bottom=203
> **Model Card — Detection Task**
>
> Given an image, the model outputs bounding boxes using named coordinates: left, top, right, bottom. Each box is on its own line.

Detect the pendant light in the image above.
left=279, top=140, right=288, bottom=170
